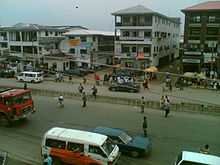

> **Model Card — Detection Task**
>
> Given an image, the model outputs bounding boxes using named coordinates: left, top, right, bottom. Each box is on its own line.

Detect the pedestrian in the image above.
left=78, top=83, right=84, bottom=94
left=140, top=96, right=145, bottom=113
left=24, top=82, right=27, bottom=90
left=82, top=92, right=87, bottom=108
left=55, top=72, right=59, bottom=82
left=200, top=144, right=210, bottom=154
left=69, top=75, right=72, bottom=83
left=91, top=85, right=98, bottom=99
left=43, top=154, right=53, bottom=165
left=164, top=95, right=170, bottom=118
left=143, top=78, right=149, bottom=90
left=103, top=73, right=108, bottom=85
left=83, top=77, right=87, bottom=85
left=142, top=116, right=148, bottom=137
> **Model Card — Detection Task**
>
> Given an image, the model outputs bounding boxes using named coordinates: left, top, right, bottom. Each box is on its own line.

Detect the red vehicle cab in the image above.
left=0, top=88, right=35, bottom=126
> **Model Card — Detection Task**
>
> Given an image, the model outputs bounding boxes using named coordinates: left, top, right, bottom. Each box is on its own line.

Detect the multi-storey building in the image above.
left=182, top=1, right=220, bottom=75
left=0, top=23, right=85, bottom=71
left=112, top=5, right=180, bottom=69
left=61, top=29, right=114, bottom=69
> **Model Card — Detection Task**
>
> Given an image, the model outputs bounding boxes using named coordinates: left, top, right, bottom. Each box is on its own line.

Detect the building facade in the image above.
left=182, top=1, right=220, bottom=76
left=112, top=5, right=180, bottom=69
left=60, top=29, right=114, bottom=69
left=0, top=23, right=85, bottom=71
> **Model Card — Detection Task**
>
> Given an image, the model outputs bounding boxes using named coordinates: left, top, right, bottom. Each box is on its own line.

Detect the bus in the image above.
left=0, top=88, right=35, bottom=126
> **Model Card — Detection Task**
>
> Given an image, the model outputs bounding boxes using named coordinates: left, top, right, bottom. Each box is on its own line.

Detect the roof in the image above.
left=112, top=5, right=155, bottom=15
left=93, top=127, right=124, bottom=137
left=45, top=127, right=107, bottom=146
left=64, top=29, right=114, bottom=36
left=0, top=23, right=87, bottom=32
left=182, top=1, right=220, bottom=12
left=0, top=88, right=30, bottom=98
left=112, top=5, right=181, bottom=24
left=182, top=151, right=220, bottom=165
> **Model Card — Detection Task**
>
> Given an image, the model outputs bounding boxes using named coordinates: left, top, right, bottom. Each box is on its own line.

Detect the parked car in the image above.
left=93, top=126, right=152, bottom=157
left=109, top=82, right=140, bottom=93
left=64, top=68, right=88, bottom=76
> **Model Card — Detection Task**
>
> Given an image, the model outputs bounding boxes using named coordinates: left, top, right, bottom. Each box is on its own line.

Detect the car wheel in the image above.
left=131, top=151, right=139, bottom=158
left=31, top=80, right=34, bottom=83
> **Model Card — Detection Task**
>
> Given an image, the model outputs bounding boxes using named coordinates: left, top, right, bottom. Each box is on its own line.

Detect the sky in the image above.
left=0, top=0, right=208, bottom=32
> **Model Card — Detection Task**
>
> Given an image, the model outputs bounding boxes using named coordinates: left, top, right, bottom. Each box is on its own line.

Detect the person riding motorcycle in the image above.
left=58, top=95, right=64, bottom=106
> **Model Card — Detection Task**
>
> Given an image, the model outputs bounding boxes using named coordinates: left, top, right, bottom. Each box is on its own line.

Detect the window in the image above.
left=69, top=48, right=75, bottom=54
left=132, top=47, right=136, bottom=53
left=55, top=32, right=58, bottom=36
left=122, top=46, right=129, bottom=53
left=144, top=31, right=151, bottom=37
left=93, top=36, right=96, bottom=42
left=143, top=47, right=151, bottom=53
left=45, top=139, right=66, bottom=149
left=133, top=31, right=137, bottom=37
left=80, top=36, right=87, bottom=42
left=67, top=142, right=84, bottom=152
left=208, top=16, right=216, bottom=23
left=122, top=16, right=130, bottom=24
left=189, top=27, right=201, bottom=35
left=110, top=136, right=123, bottom=144
left=123, top=31, right=129, bottom=37
left=80, top=49, right=87, bottom=54
left=45, top=31, right=48, bottom=36
left=191, top=16, right=201, bottom=23
left=89, top=145, right=106, bottom=157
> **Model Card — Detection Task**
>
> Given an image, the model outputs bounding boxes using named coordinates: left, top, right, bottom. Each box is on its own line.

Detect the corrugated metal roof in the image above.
left=64, top=29, right=114, bottom=36
left=182, top=1, right=220, bottom=11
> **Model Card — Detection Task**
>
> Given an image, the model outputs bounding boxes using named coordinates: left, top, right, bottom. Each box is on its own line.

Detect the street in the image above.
left=0, top=96, right=220, bottom=165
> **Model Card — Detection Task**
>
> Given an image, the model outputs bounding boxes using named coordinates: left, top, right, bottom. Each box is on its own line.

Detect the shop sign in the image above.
left=182, top=59, right=200, bottom=63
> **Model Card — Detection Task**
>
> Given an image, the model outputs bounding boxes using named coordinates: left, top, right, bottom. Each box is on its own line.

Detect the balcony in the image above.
left=0, top=36, right=8, bottom=42
left=115, top=52, right=150, bottom=59
left=184, top=51, right=202, bottom=56
left=115, top=37, right=152, bottom=45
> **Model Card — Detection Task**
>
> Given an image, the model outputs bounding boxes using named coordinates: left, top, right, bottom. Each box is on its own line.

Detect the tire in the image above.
left=0, top=114, right=13, bottom=127
left=131, top=151, right=139, bottom=158
left=31, top=80, right=34, bottom=83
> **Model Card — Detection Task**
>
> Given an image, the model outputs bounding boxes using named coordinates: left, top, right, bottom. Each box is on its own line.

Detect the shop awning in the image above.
left=144, top=66, right=158, bottom=73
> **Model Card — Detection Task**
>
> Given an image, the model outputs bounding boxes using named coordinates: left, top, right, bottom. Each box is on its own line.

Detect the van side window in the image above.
left=89, top=145, right=106, bottom=157
left=179, top=161, right=207, bottom=165
left=45, top=138, right=66, bottom=149
left=67, top=142, right=84, bottom=152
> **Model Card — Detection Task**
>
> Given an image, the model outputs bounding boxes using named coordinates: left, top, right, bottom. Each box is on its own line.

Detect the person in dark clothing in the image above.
left=82, top=92, right=87, bottom=108
left=24, top=82, right=27, bottom=89
left=91, top=85, right=98, bottom=99
left=78, top=83, right=84, bottom=93
left=142, top=116, right=148, bottom=137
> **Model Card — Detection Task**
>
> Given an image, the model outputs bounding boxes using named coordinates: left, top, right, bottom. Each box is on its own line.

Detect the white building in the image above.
left=112, top=5, right=181, bottom=69
left=61, top=29, right=114, bottom=69
left=0, top=23, right=85, bottom=71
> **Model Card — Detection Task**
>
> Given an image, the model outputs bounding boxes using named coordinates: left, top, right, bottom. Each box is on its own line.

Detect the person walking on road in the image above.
left=142, top=116, right=148, bottom=137
left=140, top=96, right=145, bottom=113
left=82, top=92, right=87, bottom=108
left=78, top=83, right=84, bottom=94
left=164, top=95, right=170, bottom=118
left=91, top=85, right=98, bottom=99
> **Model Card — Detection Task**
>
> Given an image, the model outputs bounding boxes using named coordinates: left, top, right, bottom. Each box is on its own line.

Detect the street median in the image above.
left=1, top=85, right=220, bottom=115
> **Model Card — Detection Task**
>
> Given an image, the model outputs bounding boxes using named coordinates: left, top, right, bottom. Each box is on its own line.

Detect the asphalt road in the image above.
left=0, top=96, right=220, bottom=165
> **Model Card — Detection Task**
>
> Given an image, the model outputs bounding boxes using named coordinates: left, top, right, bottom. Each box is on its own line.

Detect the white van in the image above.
left=16, top=71, right=43, bottom=83
left=175, top=151, right=220, bottom=165
left=41, top=127, right=120, bottom=165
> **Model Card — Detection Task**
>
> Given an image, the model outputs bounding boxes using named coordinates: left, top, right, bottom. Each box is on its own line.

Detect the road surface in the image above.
left=0, top=96, right=219, bottom=165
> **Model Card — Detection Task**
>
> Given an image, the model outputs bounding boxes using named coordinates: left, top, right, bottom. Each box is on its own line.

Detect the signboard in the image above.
left=68, top=39, right=81, bottom=47
left=182, top=59, right=200, bottom=64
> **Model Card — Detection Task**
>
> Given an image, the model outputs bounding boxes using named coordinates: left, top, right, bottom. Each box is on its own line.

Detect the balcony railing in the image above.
left=116, top=22, right=152, bottom=26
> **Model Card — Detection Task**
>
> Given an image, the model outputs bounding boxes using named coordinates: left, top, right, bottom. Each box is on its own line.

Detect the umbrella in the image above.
left=144, top=66, right=158, bottom=73
left=112, top=64, right=121, bottom=68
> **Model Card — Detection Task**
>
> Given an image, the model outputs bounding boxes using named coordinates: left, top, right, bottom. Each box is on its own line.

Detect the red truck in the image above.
left=0, top=88, right=35, bottom=126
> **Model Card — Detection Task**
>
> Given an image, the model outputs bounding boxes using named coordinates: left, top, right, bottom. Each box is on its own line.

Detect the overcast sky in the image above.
left=0, top=0, right=208, bottom=31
